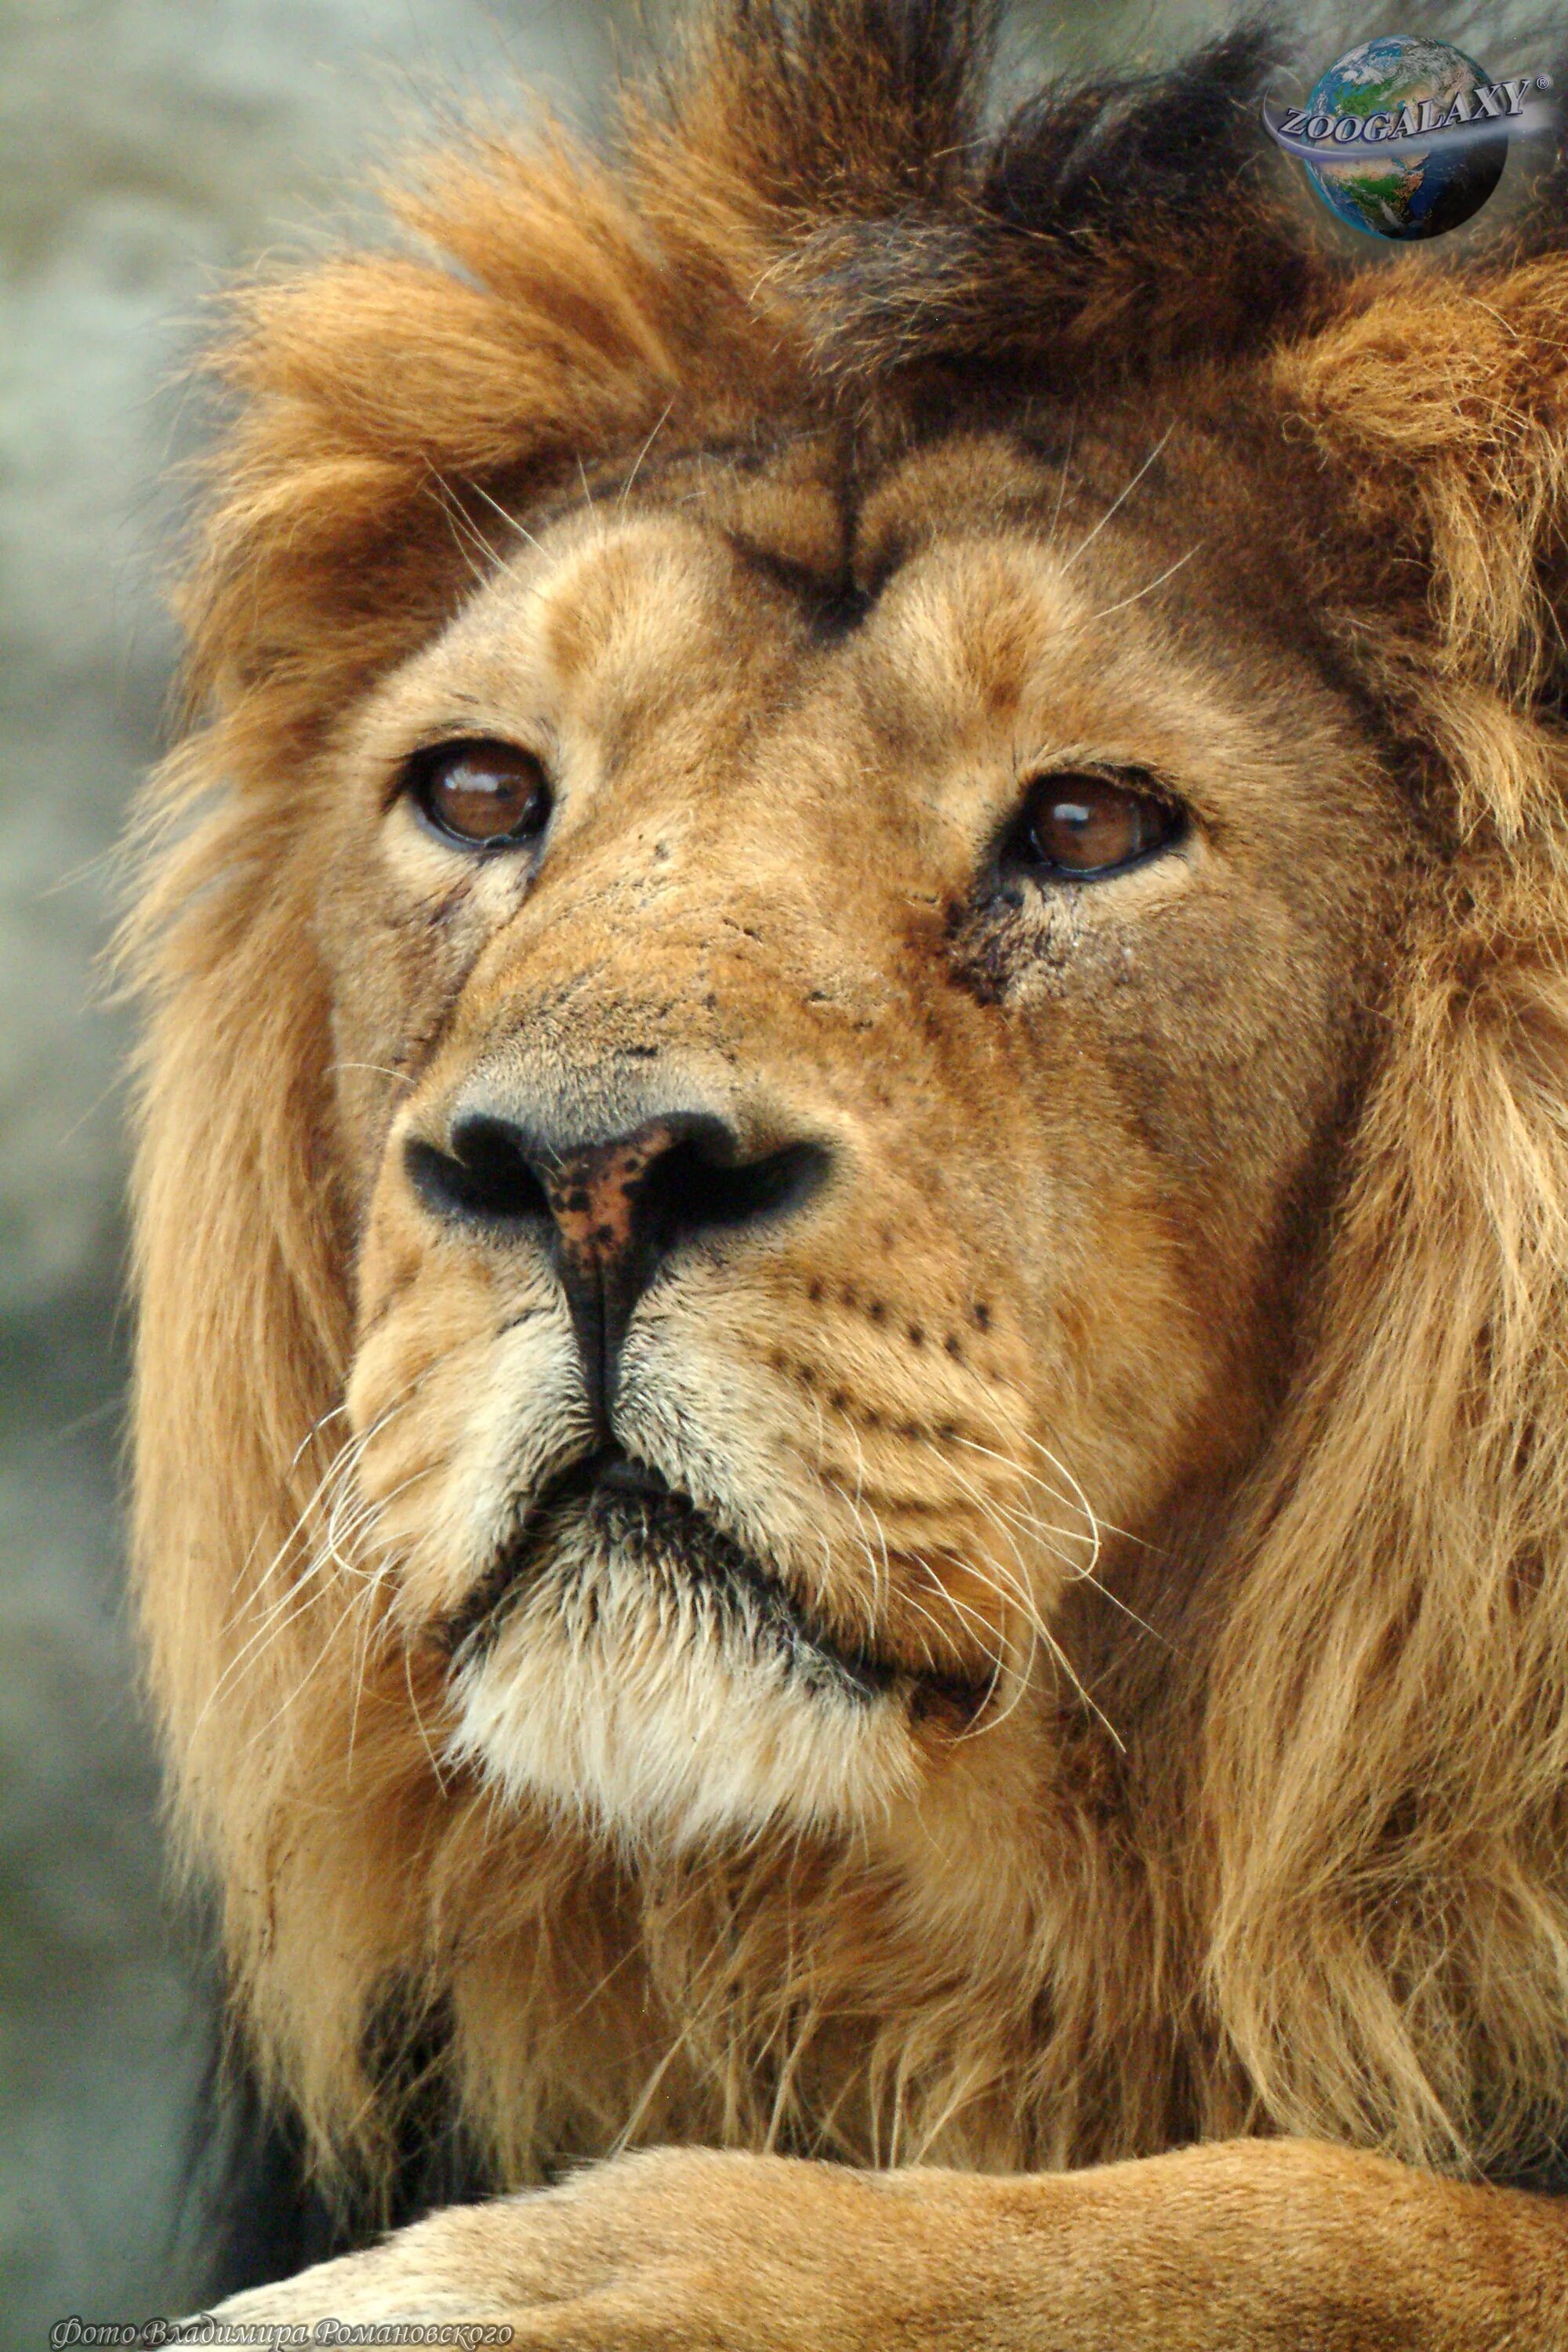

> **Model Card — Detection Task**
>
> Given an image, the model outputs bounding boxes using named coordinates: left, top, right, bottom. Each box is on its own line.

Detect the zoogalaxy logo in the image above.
left=1263, top=36, right=1558, bottom=240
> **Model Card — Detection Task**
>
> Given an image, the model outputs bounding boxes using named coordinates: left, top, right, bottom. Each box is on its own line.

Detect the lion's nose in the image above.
left=407, top=1107, right=829, bottom=1426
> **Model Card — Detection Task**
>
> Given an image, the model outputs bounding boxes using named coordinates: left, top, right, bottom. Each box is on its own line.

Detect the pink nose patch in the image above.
left=541, top=1121, right=677, bottom=1272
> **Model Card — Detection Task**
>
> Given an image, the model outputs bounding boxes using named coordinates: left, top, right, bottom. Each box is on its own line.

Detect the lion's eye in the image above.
left=1010, top=772, right=1182, bottom=879
left=409, top=740, right=553, bottom=849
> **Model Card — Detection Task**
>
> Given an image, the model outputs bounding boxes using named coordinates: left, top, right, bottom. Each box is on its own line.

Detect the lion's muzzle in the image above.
left=406, top=1097, right=833, bottom=1432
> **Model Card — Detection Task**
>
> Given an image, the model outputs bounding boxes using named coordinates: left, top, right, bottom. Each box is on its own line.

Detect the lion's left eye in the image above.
left=1009, top=772, right=1183, bottom=879
left=408, top=739, right=554, bottom=849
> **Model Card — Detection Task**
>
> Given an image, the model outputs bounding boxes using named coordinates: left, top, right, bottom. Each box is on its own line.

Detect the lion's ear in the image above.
left=1271, top=252, right=1568, bottom=836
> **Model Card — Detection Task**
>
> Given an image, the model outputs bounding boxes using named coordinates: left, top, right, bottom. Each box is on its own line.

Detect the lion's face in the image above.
left=309, top=424, right=1404, bottom=1856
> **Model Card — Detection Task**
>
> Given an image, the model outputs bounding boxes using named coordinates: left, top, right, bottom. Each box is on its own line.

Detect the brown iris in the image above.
left=411, top=739, right=553, bottom=849
left=1014, top=771, right=1181, bottom=878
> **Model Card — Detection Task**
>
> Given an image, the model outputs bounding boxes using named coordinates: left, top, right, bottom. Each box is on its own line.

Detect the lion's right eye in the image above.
left=408, top=739, right=554, bottom=849
left=1007, top=770, right=1183, bottom=880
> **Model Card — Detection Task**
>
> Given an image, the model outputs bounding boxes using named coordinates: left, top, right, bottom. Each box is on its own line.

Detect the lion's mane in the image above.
left=127, top=0, right=1568, bottom=2220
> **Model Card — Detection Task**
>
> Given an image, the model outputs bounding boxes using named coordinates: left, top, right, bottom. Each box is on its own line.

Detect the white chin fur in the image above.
left=445, top=1515, right=921, bottom=1849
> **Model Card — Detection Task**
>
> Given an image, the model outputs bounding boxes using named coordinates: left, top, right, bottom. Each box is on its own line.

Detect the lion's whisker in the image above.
left=422, top=472, right=503, bottom=590
left=948, top=1430, right=1098, bottom=1539
left=935, top=1445, right=1171, bottom=1651
left=619, top=401, right=675, bottom=514
left=330, top=1060, right=416, bottom=1092
left=1061, top=425, right=1174, bottom=572
left=927, top=1449, right=1122, bottom=1748
left=403, top=1639, right=451, bottom=1796
left=826, top=1409, right=891, bottom=1634
left=1087, top=543, right=1202, bottom=625
left=1046, top=408, right=1077, bottom=550
left=206, top=1390, right=448, bottom=1728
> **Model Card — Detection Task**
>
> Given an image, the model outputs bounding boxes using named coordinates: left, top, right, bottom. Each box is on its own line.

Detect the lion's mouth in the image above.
left=438, top=1446, right=984, bottom=1717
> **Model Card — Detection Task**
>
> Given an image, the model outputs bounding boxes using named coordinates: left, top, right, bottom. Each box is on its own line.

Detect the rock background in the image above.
left=0, top=0, right=1239, bottom=2339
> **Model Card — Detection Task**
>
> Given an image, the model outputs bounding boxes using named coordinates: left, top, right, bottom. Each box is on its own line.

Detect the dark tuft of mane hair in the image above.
left=652, top=5, right=1327, bottom=388
left=644, top=2, right=1566, bottom=394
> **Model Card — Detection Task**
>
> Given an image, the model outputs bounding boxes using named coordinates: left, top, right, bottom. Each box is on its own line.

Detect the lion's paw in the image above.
left=194, top=2150, right=990, bottom=2352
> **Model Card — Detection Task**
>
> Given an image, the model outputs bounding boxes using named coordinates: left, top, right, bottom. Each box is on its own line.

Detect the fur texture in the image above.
left=127, top=0, right=1568, bottom=2282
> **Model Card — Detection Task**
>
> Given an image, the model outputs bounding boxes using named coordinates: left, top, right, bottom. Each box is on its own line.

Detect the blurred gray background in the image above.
left=0, top=0, right=1273, bottom=2338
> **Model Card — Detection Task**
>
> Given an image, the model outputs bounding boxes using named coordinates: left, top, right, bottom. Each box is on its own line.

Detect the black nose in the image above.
left=407, top=1108, right=829, bottom=1425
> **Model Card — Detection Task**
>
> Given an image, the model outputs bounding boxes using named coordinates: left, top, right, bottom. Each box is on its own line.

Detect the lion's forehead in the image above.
left=394, top=427, right=1218, bottom=753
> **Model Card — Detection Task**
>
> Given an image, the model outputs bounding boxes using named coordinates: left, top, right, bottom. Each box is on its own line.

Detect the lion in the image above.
left=125, top=2, right=1568, bottom=2340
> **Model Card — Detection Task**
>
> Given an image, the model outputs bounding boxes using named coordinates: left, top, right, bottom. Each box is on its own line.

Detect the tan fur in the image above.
left=127, top=3, right=1568, bottom=2339
left=209, top=2143, right=1568, bottom=2348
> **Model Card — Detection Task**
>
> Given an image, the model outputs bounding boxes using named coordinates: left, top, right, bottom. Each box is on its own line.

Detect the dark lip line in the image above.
left=434, top=1446, right=993, bottom=1721
left=433, top=1454, right=601, bottom=1663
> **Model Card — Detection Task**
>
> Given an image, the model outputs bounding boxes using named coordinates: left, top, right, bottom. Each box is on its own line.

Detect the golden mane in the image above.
left=126, top=0, right=1568, bottom=2220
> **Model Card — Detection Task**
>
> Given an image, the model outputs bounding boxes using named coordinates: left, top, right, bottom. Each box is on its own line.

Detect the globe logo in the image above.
left=1264, top=37, right=1556, bottom=240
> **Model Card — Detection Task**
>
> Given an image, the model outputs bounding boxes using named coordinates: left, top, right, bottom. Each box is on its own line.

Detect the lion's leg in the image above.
left=203, top=2140, right=1568, bottom=2350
